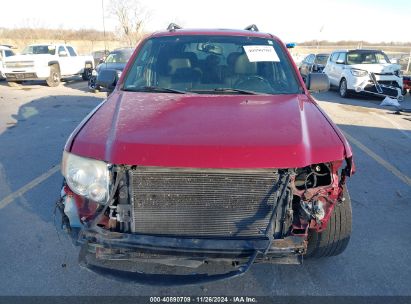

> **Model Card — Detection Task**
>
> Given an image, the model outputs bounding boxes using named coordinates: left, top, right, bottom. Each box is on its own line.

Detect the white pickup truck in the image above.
left=0, top=45, right=16, bottom=79
left=3, top=44, right=94, bottom=87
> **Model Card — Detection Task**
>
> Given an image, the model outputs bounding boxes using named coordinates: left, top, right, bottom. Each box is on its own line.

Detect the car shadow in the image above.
left=313, top=90, right=411, bottom=112
left=0, top=94, right=103, bottom=225
left=62, top=77, right=109, bottom=96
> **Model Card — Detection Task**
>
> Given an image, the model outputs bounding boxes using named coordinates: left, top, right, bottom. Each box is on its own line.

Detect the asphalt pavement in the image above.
left=0, top=79, right=410, bottom=296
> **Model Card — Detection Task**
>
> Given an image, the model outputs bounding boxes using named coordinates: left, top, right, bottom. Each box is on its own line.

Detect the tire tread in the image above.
left=306, top=187, right=352, bottom=258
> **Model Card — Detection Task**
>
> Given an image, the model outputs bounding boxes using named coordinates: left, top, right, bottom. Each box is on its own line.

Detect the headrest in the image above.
left=182, top=52, right=198, bottom=65
left=227, top=52, right=241, bottom=66
left=234, top=54, right=257, bottom=74
left=168, top=58, right=191, bottom=74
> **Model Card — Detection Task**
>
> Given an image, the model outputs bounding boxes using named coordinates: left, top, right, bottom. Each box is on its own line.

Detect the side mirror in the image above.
left=96, top=69, right=118, bottom=91
left=306, top=73, right=330, bottom=93
left=59, top=50, right=68, bottom=57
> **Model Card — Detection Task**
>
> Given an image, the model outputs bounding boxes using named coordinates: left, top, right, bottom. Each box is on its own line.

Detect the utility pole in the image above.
left=317, top=25, right=324, bottom=52
left=102, top=0, right=107, bottom=52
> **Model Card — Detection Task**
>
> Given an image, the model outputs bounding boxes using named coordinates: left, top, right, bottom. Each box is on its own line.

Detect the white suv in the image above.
left=0, top=45, right=15, bottom=79
left=324, top=49, right=403, bottom=99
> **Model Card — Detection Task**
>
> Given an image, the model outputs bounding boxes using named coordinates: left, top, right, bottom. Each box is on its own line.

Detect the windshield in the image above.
left=315, top=54, right=329, bottom=65
left=105, top=49, right=133, bottom=63
left=122, top=35, right=301, bottom=95
left=22, top=45, right=55, bottom=55
left=346, top=51, right=390, bottom=65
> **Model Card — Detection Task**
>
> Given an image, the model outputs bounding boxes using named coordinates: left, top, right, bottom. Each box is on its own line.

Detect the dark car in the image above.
left=88, top=48, right=134, bottom=92
left=299, top=53, right=330, bottom=81
left=58, top=24, right=354, bottom=284
left=91, top=49, right=110, bottom=67
left=404, top=75, right=411, bottom=95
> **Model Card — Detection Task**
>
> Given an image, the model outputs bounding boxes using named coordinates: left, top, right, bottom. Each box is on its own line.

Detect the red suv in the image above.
left=58, top=24, right=355, bottom=284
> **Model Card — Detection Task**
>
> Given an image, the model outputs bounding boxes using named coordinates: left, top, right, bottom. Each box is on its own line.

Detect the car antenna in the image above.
left=244, top=24, right=259, bottom=32
left=167, top=23, right=182, bottom=31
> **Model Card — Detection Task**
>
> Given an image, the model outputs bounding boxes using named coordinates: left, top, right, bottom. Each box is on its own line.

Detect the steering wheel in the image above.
left=234, top=75, right=273, bottom=91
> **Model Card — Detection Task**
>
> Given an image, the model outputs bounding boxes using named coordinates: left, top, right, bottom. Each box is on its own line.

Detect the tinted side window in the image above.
left=58, top=46, right=67, bottom=56
left=337, top=53, right=346, bottom=63
left=5, top=50, right=14, bottom=57
left=375, top=52, right=389, bottom=64
left=330, top=53, right=339, bottom=62
left=66, top=46, right=77, bottom=56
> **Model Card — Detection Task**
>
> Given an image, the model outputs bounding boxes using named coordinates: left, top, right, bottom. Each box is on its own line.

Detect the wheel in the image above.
left=306, top=186, right=352, bottom=258
left=82, top=68, right=93, bottom=81
left=299, top=69, right=306, bottom=84
left=88, top=76, right=100, bottom=92
left=46, top=65, right=61, bottom=87
left=339, top=78, right=350, bottom=98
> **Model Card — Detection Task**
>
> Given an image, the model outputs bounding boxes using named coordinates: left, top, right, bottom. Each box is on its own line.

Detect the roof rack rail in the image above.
left=244, top=24, right=259, bottom=32
left=167, top=23, right=182, bottom=31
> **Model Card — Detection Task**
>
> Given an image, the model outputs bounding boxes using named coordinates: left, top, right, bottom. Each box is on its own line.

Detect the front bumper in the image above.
left=6, top=72, right=39, bottom=81
left=5, top=66, right=50, bottom=80
left=77, top=226, right=306, bottom=285
left=57, top=170, right=307, bottom=284
left=348, top=73, right=403, bottom=98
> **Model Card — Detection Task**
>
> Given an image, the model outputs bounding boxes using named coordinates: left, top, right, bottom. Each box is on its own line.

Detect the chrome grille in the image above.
left=5, top=61, right=34, bottom=68
left=129, top=167, right=281, bottom=237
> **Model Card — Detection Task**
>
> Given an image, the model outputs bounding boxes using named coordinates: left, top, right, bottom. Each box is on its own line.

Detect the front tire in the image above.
left=339, top=78, right=350, bottom=98
left=306, top=186, right=352, bottom=258
left=88, top=76, right=100, bottom=92
left=82, top=68, right=93, bottom=81
left=46, top=65, right=61, bottom=87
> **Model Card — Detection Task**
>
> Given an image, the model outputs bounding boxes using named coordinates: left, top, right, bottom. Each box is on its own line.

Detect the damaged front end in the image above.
left=56, top=152, right=353, bottom=284
left=351, top=68, right=404, bottom=100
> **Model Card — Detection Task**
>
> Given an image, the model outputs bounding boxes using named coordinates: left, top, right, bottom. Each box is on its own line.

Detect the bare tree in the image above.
left=109, top=0, right=149, bottom=46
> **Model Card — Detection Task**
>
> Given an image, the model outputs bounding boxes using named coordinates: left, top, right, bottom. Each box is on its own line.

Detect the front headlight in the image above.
left=116, top=70, right=122, bottom=78
left=62, top=151, right=110, bottom=204
left=394, top=70, right=402, bottom=77
left=350, top=69, right=368, bottom=77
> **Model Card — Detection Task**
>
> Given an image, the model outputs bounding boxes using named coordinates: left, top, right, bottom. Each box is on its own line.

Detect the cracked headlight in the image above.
left=350, top=69, right=368, bottom=77
left=62, top=151, right=110, bottom=204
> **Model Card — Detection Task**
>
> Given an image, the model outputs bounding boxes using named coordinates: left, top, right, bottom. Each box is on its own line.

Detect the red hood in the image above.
left=69, top=92, right=346, bottom=168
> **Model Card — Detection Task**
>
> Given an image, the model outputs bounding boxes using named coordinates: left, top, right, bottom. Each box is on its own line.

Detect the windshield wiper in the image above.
left=123, top=86, right=188, bottom=94
left=191, top=88, right=260, bottom=95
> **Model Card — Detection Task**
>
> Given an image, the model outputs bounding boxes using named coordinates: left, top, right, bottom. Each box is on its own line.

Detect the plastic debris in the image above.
left=380, top=96, right=400, bottom=107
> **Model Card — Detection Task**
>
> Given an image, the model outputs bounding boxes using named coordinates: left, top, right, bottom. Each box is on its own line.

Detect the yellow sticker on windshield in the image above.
left=243, top=45, right=280, bottom=62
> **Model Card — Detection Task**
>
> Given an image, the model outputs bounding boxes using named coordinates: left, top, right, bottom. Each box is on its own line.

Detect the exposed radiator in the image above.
left=129, top=167, right=283, bottom=237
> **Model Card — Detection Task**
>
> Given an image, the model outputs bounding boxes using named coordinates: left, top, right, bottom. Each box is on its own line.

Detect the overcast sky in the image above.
left=0, top=0, right=409, bottom=42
